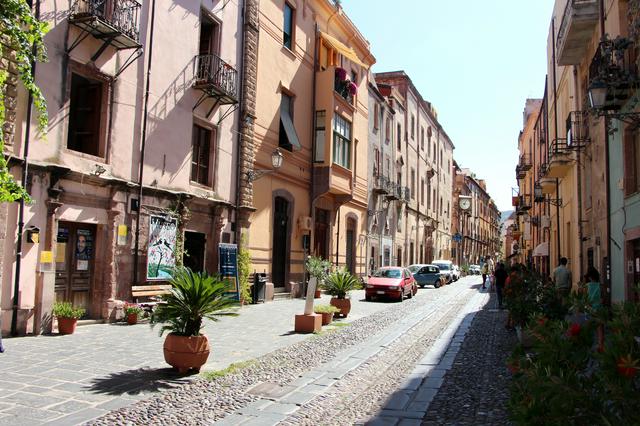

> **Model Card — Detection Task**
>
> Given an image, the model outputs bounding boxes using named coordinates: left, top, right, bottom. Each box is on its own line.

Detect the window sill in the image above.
left=63, top=148, right=108, bottom=163
left=281, top=46, right=297, bottom=60
left=190, top=181, right=215, bottom=191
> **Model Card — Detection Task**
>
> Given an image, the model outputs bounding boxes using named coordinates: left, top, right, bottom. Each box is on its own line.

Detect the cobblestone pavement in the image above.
left=420, top=299, right=516, bottom=425
left=92, top=278, right=486, bottom=425
left=0, top=292, right=389, bottom=425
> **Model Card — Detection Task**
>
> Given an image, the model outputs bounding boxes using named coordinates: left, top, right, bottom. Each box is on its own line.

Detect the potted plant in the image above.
left=306, top=256, right=331, bottom=298
left=324, top=268, right=362, bottom=318
left=52, top=302, right=85, bottom=335
left=151, top=267, right=238, bottom=373
left=123, top=303, right=143, bottom=325
left=314, top=304, right=340, bottom=325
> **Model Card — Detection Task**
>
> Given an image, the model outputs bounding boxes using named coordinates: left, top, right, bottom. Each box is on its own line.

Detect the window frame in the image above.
left=190, top=122, right=216, bottom=187
left=283, top=2, right=295, bottom=51
left=333, top=113, right=352, bottom=169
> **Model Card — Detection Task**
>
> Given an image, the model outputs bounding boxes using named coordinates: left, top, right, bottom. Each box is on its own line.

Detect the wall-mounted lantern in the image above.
left=26, top=226, right=40, bottom=244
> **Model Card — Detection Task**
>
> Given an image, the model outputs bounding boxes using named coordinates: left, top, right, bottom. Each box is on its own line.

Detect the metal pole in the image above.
left=551, top=17, right=561, bottom=264
left=133, top=0, right=157, bottom=286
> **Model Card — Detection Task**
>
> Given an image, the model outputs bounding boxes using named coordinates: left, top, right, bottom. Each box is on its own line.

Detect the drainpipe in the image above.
left=234, top=0, right=248, bottom=246
left=309, top=24, right=318, bottom=258
left=573, top=66, right=585, bottom=279
left=133, top=0, right=157, bottom=286
left=335, top=207, right=340, bottom=265
left=599, top=0, right=612, bottom=302
left=11, top=0, right=40, bottom=336
left=551, top=17, right=561, bottom=265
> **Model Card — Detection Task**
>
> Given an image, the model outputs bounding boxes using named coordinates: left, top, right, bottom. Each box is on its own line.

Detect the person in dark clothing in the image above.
left=493, top=262, right=508, bottom=309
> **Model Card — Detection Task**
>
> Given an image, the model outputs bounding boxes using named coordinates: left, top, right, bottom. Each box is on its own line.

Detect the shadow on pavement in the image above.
left=88, top=367, right=194, bottom=396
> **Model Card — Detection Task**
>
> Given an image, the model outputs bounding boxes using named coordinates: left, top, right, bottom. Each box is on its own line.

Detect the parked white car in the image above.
left=432, top=260, right=454, bottom=283
left=451, top=264, right=461, bottom=281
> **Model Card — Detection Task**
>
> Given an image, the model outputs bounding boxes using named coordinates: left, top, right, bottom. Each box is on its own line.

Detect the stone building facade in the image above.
left=1, top=0, right=245, bottom=335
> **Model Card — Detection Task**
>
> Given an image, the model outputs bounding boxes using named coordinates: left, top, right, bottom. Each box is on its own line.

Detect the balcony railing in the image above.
left=519, top=154, right=532, bottom=171
left=373, top=174, right=390, bottom=194
left=556, top=0, right=599, bottom=65
left=386, top=182, right=399, bottom=200
left=193, top=54, right=238, bottom=104
left=566, top=111, right=590, bottom=146
left=588, top=39, right=638, bottom=111
left=549, top=138, right=570, bottom=158
left=70, top=0, right=141, bottom=47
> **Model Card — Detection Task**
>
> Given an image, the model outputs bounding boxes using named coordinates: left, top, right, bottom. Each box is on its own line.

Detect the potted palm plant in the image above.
left=52, top=302, right=85, bottom=335
left=306, top=256, right=331, bottom=298
left=324, top=268, right=362, bottom=318
left=151, top=267, right=238, bottom=373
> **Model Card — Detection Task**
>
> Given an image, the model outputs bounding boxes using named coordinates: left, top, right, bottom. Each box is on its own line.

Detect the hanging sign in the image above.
left=219, top=243, right=240, bottom=300
left=147, top=215, right=177, bottom=280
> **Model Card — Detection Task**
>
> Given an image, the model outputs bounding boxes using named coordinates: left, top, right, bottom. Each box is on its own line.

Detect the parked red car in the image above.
left=365, top=267, right=417, bottom=302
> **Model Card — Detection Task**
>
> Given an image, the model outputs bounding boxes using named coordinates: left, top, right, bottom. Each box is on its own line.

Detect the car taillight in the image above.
left=366, top=284, right=374, bottom=289
left=389, top=286, right=398, bottom=290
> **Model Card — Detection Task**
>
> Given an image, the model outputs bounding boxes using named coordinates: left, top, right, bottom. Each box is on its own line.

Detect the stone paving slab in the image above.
left=0, top=291, right=389, bottom=426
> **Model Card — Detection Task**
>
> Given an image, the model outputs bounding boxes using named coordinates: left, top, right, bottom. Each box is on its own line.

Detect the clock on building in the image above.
left=459, top=197, right=471, bottom=211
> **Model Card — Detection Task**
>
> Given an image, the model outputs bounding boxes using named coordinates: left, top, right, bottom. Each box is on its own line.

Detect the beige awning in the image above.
left=532, top=242, right=549, bottom=257
left=319, top=31, right=369, bottom=69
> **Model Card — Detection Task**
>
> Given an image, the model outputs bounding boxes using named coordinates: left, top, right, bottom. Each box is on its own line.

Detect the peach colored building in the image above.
left=1, top=1, right=245, bottom=335
left=237, top=0, right=375, bottom=296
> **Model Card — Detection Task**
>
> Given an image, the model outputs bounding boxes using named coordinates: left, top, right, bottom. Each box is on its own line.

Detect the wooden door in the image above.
left=55, top=222, right=95, bottom=316
left=272, top=197, right=289, bottom=288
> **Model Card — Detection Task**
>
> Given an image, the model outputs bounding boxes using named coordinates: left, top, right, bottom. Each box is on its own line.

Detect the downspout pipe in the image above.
left=309, top=23, right=318, bottom=252
left=234, top=0, right=247, bottom=246
left=573, top=66, right=584, bottom=279
left=11, top=0, right=40, bottom=336
left=133, top=0, right=157, bottom=286
left=551, top=17, right=561, bottom=265
left=600, top=0, right=612, bottom=302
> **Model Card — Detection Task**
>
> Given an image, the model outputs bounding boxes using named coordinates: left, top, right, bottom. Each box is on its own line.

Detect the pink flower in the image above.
left=566, top=322, right=581, bottom=338
left=348, top=81, right=358, bottom=96
left=335, top=67, right=347, bottom=81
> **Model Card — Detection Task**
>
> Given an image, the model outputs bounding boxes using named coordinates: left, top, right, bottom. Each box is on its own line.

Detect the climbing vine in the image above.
left=0, top=0, right=48, bottom=202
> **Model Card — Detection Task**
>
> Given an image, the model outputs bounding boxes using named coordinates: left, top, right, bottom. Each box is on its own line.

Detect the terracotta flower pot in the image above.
left=314, top=289, right=321, bottom=298
left=57, top=317, right=78, bottom=335
left=126, top=313, right=138, bottom=325
left=163, top=333, right=210, bottom=373
left=330, top=298, right=351, bottom=318
left=320, top=312, right=334, bottom=325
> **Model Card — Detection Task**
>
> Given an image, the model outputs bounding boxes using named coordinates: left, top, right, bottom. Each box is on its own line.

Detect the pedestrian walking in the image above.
left=481, top=261, right=489, bottom=289
left=494, top=262, right=508, bottom=309
left=552, top=257, right=572, bottom=299
left=583, top=266, right=604, bottom=351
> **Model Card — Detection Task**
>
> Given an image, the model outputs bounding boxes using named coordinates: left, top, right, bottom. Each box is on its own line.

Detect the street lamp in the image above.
left=587, top=79, right=608, bottom=111
left=247, top=148, right=284, bottom=182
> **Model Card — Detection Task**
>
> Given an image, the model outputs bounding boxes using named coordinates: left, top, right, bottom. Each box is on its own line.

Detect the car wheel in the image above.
left=434, top=281, right=440, bottom=288
left=408, top=287, right=413, bottom=298
left=365, top=295, right=372, bottom=302
left=399, top=288, right=404, bottom=302
left=420, top=284, right=425, bottom=289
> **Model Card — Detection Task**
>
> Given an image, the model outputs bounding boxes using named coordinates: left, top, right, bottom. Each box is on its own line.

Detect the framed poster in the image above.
left=219, top=243, right=240, bottom=300
left=147, top=215, right=177, bottom=280
left=76, top=229, right=93, bottom=271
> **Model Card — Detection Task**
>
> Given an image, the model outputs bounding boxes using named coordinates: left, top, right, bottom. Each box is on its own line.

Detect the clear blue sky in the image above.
left=343, top=0, right=555, bottom=212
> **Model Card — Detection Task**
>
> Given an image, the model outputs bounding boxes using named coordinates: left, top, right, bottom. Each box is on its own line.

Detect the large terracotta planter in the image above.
left=330, top=298, right=351, bottom=318
left=314, top=290, right=321, bottom=298
left=319, top=312, right=334, bottom=325
left=126, top=313, right=138, bottom=325
left=163, top=333, right=210, bottom=373
left=57, top=317, right=78, bottom=335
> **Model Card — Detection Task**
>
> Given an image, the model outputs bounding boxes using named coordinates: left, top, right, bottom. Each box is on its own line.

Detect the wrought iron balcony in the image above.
left=193, top=54, right=238, bottom=104
left=69, top=0, right=141, bottom=49
left=547, top=138, right=573, bottom=178
left=566, top=111, right=590, bottom=146
left=588, top=38, right=638, bottom=112
left=386, top=182, right=399, bottom=201
left=515, top=165, right=526, bottom=180
left=556, top=0, right=599, bottom=66
left=334, top=68, right=355, bottom=105
left=373, top=174, right=390, bottom=194
left=519, top=154, right=532, bottom=171
left=537, top=162, right=555, bottom=194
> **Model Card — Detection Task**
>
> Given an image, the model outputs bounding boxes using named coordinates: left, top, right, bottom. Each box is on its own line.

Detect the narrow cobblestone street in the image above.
left=0, top=274, right=518, bottom=425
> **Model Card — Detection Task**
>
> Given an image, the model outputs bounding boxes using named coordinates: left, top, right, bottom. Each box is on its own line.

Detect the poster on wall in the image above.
left=76, top=229, right=93, bottom=271
left=219, top=243, right=240, bottom=300
left=147, top=215, right=178, bottom=280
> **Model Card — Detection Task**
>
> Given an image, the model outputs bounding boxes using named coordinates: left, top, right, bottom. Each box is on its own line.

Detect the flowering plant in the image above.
left=335, top=67, right=347, bottom=81
left=123, top=303, right=143, bottom=316
left=347, top=81, right=358, bottom=96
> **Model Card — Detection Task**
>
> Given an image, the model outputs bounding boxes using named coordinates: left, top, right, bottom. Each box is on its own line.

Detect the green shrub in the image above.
left=323, top=268, right=361, bottom=299
left=238, top=235, right=252, bottom=304
left=314, top=304, right=340, bottom=314
left=306, top=256, right=331, bottom=287
left=123, top=303, right=143, bottom=315
left=151, top=267, right=239, bottom=337
left=52, top=302, right=85, bottom=319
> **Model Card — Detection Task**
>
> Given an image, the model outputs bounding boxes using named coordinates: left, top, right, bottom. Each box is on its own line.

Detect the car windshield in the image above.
left=434, top=263, right=450, bottom=271
left=373, top=269, right=401, bottom=278
left=408, top=265, right=421, bottom=273
left=421, top=266, right=438, bottom=273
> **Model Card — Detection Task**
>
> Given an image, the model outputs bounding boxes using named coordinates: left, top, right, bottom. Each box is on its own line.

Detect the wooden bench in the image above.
left=132, top=284, right=172, bottom=311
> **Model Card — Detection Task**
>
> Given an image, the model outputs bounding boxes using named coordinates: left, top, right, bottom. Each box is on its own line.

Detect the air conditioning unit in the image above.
left=298, top=216, right=313, bottom=231
left=541, top=215, right=550, bottom=228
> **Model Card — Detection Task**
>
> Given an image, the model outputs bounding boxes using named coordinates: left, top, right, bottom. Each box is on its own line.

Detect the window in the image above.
left=283, top=3, right=294, bottom=50
left=397, top=123, right=401, bottom=151
left=67, top=72, right=106, bottom=157
left=373, top=103, right=379, bottom=130
left=410, top=168, right=415, bottom=199
left=314, top=110, right=325, bottom=162
left=385, top=117, right=390, bottom=142
left=279, top=93, right=301, bottom=151
left=624, top=126, right=640, bottom=195
left=191, top=124, right=213, bottom=185
left=411, top=115, right=415, bottom=139
left=199, top=13, right=220, bottom=56
left=333, top=114, right=351, bottom=168
left=421, top=179, right=425, bottom=205
left=420, top=127, right=424, bottom=150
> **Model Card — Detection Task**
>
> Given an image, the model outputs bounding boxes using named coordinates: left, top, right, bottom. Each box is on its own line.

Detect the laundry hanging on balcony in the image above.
left=319, top=32, right=369, bottom=69
left=532, top=242, right=549, bottom=257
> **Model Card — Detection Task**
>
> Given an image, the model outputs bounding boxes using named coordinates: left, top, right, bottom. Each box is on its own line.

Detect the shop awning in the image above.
left=319, top=31, right=369, bottom=68
left=532, top=242, right=549, bottom=257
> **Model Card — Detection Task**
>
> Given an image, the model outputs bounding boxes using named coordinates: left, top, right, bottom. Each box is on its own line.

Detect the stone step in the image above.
left=273, top=292, right=291, bottom=301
